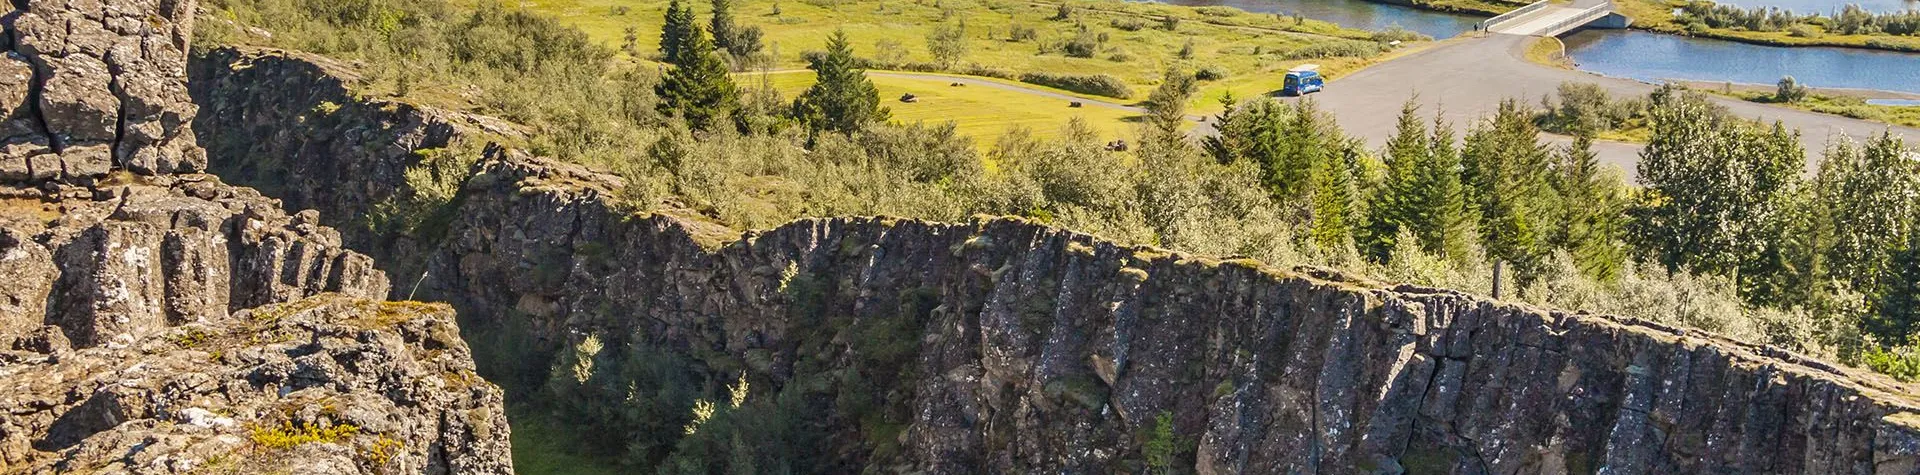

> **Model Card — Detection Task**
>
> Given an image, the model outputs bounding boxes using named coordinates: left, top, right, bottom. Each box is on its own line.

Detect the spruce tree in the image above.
left=1416, top=114, right=1476, bottom=261
left=1462, top=99, right=1553, bottom=276
left=710, top=0, right=738, bottom=55
left=1310, top=139, right=1361, bottom=254
left=660, top=0, right=696, bottom=61
left=656, top=24, right=740, bottom=131
left=1553, top=134, right=1626, bottom=281
left=1364, top=99, right=1429, bottom=262
left=793, top=30, right=889, bottom=135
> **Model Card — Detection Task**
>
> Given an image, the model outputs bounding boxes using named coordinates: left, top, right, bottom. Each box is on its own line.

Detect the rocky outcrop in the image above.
left=0, top=0, right=204, bottom=182
left=1, top=176, right=388, bottom=349
left=179, top=39, right=1920, bottom=473
left=0, top=294, right=512, bottom=474
left=187, top=46, right=520, bottom=248
left=391, top=149, right=1920, bottom=473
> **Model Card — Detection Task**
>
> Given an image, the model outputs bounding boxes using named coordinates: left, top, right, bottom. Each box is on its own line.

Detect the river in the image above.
left=1156, top=0, right=1920, bottom=96
left=1562, top=29, right=1920, bottom=95
left=1161, top=0, right=1481, bottom=39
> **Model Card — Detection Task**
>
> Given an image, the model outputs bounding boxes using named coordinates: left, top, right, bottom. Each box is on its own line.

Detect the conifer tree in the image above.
left=1364, top=100, right=1430, bottom=262
left=792, top=30, right=889, bottom=135
left=1142, top=67, right=1197, bottom=141
left=710, top=0, right=738, bottom=55
left=1462, top=99, right=1554, bottom=276
left=1310, top=139, right=1361, bottom=254
left=1553, top=133, right=1626, bottom=280
left=660, top=0, right=696, bottom=61
left=656, top=24, right=740, bottom=131
left=1415, top=113, right=1476, bottom=261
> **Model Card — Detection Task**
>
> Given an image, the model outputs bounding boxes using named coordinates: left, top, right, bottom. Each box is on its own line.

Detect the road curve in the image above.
left=1309, top=34, right=1920, bottom=180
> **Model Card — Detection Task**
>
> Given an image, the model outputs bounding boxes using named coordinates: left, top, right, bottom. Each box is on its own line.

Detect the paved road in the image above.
left=1308, top=34, right=1920, bottom=180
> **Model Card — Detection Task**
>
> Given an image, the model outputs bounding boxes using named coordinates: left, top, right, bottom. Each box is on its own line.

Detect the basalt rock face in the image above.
left=0, top=0, right=204, bottom=182
left=0, top=294, right=513, bottom=474
left=186, top=46, right=520, bottom=251
left=178, top=40, right=1920, bottom=474
left=0, top=176, right=389, bottom=349
left=408, top=149, right=1920, bottom=474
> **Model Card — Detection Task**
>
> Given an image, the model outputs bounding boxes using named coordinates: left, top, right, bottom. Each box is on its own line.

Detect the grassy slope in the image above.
left=756, top=70, right=1145, bottom=144
left=503, top=0, right=1416, bottom=140
left=509, top=405, right=625, bottom=475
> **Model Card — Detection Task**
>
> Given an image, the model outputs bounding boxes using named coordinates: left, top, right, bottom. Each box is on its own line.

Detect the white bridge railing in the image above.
left=1533, top=1, right=1616, bottom=36
left=1479, top=0, right=1554, bottom=31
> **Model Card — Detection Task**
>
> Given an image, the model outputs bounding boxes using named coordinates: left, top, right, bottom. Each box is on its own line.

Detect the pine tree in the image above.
left=656, top=24, right=740, bottom=131
left=1363, top=99, right=1430, bottom=262
left=660, top=0, right=697, bottom=61
left=792, top=30, right=889, bottom=135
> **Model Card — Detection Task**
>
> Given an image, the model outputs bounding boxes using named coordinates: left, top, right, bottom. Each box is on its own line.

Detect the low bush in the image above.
left=1194, top=64, right=1229, bottom=81
left=1281, top=40, right=1387, bottom=59
left=1017, top=72, right=1134, bottom=98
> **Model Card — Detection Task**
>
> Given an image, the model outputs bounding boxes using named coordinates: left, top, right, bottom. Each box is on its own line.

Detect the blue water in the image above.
left=1161, top=0, right=1481, bottom=39
left=1710, top=0, right=1918, bottom=13
left=1868, top=99, right=1920, bottom=106
left=1563, top=29, right=1920, bottom=95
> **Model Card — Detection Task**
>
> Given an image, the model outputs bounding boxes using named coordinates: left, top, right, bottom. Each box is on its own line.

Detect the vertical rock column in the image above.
left=0, top=0, right=204, bottom=182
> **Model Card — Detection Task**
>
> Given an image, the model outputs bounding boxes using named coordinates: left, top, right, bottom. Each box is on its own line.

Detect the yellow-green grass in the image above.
left=1523, top=36, right=1571, bottom=69
left=499, top=0, right=1423, bottom=123
left=1707, top=88, right=1920, bottom=129
left=751, top=70, right=1145, bottom=146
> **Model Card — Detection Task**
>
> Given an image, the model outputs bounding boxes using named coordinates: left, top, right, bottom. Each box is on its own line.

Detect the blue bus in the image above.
left=1282, top=64, right=1323, bottom=96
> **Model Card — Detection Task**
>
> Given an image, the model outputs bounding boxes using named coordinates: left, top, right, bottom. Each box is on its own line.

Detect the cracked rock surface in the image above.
left=0, top=0, right=204, bottom=183
left=1, top=175, right=388, bottom=349
left=0, top=294, right=512, bottom=474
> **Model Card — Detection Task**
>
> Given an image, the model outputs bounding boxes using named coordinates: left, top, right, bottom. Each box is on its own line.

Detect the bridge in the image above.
left=1480, top=0, right=1632, bottom=37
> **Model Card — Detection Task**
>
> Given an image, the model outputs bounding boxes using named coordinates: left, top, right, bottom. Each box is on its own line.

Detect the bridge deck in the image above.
left=1489, top=5, right=1589, bottom=35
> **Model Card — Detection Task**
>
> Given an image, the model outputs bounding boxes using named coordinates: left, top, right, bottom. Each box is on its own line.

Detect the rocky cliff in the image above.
left=181, top=46, right=1920, bottom=473
left=0, top=0, right=513, bottom=471
left=415, top=149, right=1920, bottom=473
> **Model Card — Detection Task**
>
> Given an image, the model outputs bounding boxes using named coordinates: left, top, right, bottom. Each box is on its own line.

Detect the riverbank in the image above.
left=1676, top=80, right=1920, bottom=129
left=1380, top=0, right=1920, bottom=53
left=1616, top=0, right=1920, bottom=52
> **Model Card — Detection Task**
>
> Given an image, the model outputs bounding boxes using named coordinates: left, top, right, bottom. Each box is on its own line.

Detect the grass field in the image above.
left=497, top=0, right=1423, bottom=137
left=752, top=70, right=1145, bottom=145
left=510, top=405, right=623, bottom=475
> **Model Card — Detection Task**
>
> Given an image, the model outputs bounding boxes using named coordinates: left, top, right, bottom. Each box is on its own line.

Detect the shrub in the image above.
left=1060, top=30, right=1103, bottom=58
left=1017, top=72, right=1133, bottom=98
left=1281, top=40, right=1387, bottom=59
left=1159, top=15, right=1180, bottom=31
left=1194, top=64, right=1229, bottom=81
left=1370, top=26, right=1430, bottom=43
left=1106, top=48, right=1135, bottom=62
left=1110, top=17, right=1148, bottom=31
left=1776, top=75, right=1808, bottom=103
left=1788, top=24, right=1821, bottom=37
left=1008, top=23, right=1038, bottom=41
